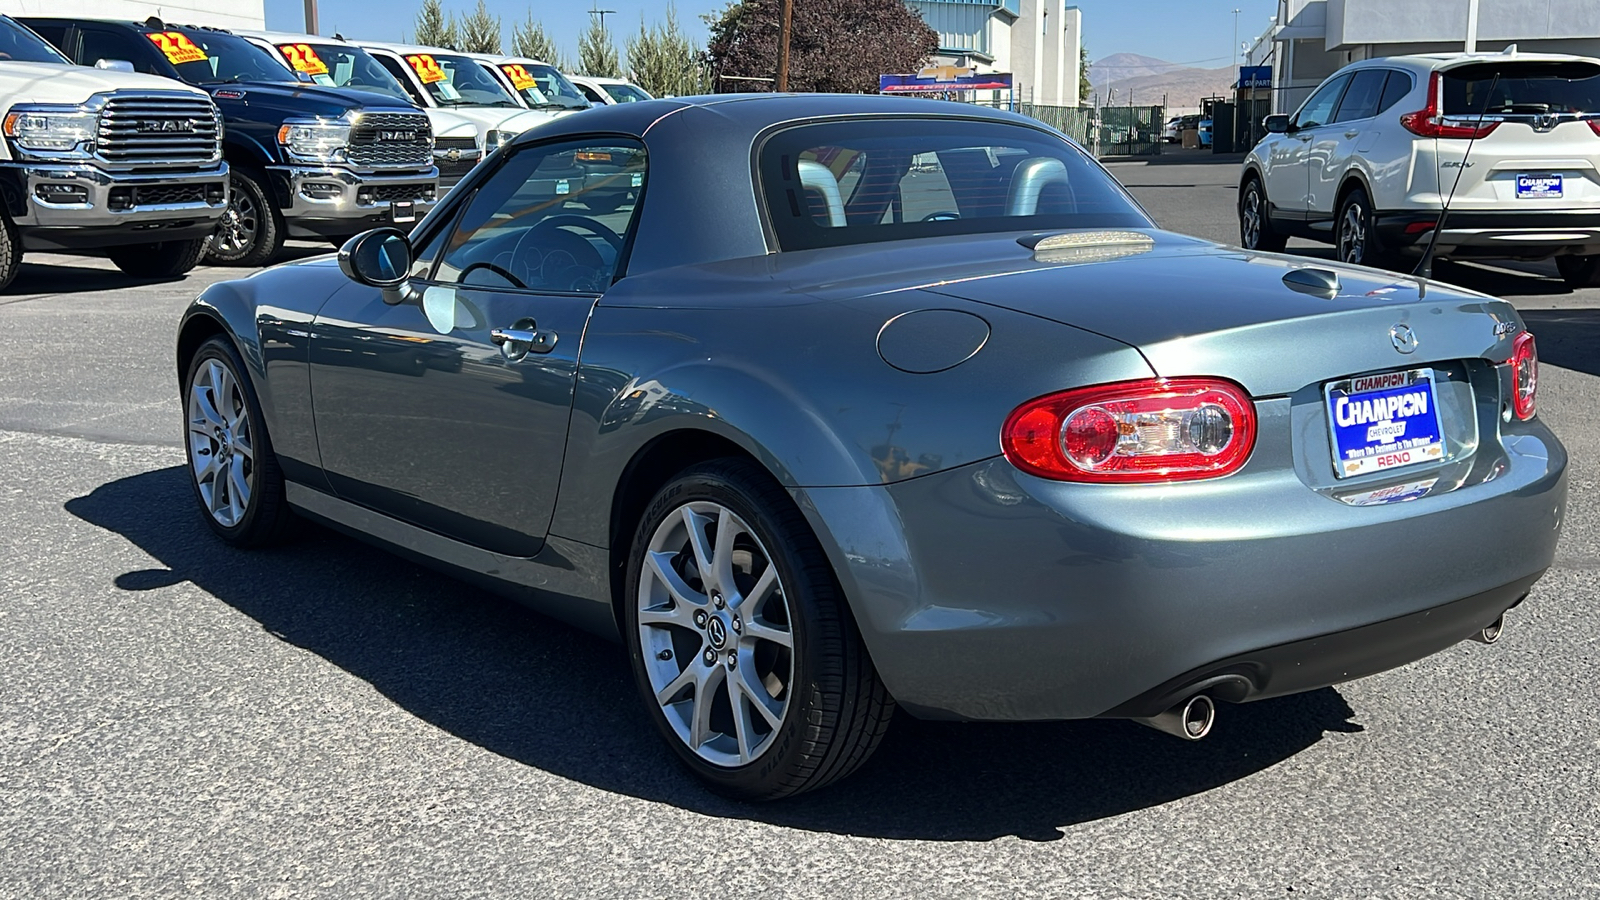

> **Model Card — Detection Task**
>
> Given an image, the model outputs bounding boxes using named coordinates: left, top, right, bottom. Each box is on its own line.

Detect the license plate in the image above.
left=390, top=200, right=415, bottom=224
left=1325, top=368, right=1445, bottom=478
left=1516, top=173, right=1562, bottom=199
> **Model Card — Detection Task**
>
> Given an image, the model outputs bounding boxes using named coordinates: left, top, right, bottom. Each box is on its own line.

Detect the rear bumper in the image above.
left=801, top=419, right=1566, bottom=722
left=1376, top=208, right=1600, bottom=257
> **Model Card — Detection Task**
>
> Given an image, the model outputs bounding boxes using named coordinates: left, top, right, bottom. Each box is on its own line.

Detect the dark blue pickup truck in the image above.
left=23, top=17, right=439, bottom=265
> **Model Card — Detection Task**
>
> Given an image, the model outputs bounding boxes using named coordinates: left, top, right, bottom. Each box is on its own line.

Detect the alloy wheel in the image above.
left=637, top=501, right=795, bottom=767
left=1339, top=202, right=1367, bottom=264
left=187, top=358, right=255, bottom=528
left=1241, top=187, right=1263, bottom=248
left=212, top=188, right=259, bottom=257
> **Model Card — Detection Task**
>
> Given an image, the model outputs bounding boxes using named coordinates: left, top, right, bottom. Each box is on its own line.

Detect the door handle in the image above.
left=1344, top=130, right=1361, bottom=139
left=490, top=322, right=557, bottom=360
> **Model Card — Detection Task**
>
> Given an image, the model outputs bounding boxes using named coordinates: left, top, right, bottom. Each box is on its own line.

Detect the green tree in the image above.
left=1079, top=45, right=1091, bottom=105
left=625, top=6, right=708, bottom=97
left=412, top=0, right=458, bottom=50
left=512, top=11, right=564, bottom=67
left=578, top=14, right=621, bottom=77
left=458, top=0, right=502, bottom=53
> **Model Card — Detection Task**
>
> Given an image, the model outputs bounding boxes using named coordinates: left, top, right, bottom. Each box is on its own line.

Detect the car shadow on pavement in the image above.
left=1518, top=308, right=1600, bottom=377
left=5, top=259, right=190, bottom=296
left=67, top=466, right=1363, bottom=842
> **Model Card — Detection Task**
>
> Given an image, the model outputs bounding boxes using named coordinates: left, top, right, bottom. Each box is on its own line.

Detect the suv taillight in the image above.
left=1588, top=120, right=1600, bottom=137
left=1001, top=378, right=1257, bottom=483
left=1400, top=71, right=1501, bottom=139
left=1510, top=332, right=1537, bottom=420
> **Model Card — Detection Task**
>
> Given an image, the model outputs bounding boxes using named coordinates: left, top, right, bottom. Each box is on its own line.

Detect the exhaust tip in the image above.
left=1474, top=614, right=1505, bottom=645
left=1133, top=693, right=1216, bottom=741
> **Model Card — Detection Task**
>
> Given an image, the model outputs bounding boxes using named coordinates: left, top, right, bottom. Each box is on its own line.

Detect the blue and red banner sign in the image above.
left=880, top=66, right=1014, bottom=93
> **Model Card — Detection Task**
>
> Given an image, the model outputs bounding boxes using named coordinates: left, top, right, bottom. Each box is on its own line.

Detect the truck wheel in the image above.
left=0, top=213, right=21, bottom=292
left=107, top=238, right=208, bottom=278
left=1556, top=255, right=1600, bottom=289
left=205, top=168, right=284, bottom=267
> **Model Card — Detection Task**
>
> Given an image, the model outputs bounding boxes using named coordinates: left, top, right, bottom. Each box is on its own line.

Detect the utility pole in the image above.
left=303, top=0, right=318, bottom=35
left=588, top=2, right=617, bottom=35
left=1232, top=8, right=1241, bottom=69
left=775, top=0, right=793, bottom=92
left=1464, top=0, right=1479, bottom=52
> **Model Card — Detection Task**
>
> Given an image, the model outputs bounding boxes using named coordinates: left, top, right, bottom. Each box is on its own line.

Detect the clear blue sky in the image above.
left=264, top=0, right=1281, bottom=69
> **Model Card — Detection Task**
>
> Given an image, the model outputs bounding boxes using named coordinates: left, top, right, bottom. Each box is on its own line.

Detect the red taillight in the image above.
left=1510, top=332, right=1537, bottom=420
left=1400, top=71, right=1501, bottom=139
left=1001, top=378, right=1258, bottom=483
left=1588, top=119, right=1600, bottom=137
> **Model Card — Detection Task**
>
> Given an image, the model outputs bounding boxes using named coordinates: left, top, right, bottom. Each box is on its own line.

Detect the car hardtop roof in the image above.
left=237, top=29, right=357, bottom=46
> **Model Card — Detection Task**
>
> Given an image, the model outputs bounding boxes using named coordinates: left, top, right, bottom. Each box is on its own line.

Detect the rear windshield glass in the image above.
left=162, top=29, right=297, bottom=85
left=0, top=18, right=69, bottom=63
left=758, top=118, right=1150, bottom=252
left=1444, top=61, right=1600, bottom=115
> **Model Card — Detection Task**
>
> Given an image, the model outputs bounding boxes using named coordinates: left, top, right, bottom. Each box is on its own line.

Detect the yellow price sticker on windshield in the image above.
left=146, top=31, right=207, bottom=65
left=500, top=63, right=538, bottom=92
left=277, top=43, right=329, bottom=76
left=406, top=54, right=447, bottom=85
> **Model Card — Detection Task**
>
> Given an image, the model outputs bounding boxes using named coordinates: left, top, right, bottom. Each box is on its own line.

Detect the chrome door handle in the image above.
left=1344, top=130, right=1361, bottom=138
left=490, top=323, right=557, bottom=360
left=490, top=328, right=537, bottom=345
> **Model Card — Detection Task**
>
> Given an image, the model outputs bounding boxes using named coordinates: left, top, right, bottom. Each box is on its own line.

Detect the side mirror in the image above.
left=95, top=59, right=136, bottom=73
left=1264, top=114, right=1292, bottom=134
left=338, top=228, right=419, bottom=305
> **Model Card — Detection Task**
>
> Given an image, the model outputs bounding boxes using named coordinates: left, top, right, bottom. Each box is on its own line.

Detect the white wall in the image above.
left=1328, top=0, right=1600, bottom=49
left=8, top=0, right=266, bottom=30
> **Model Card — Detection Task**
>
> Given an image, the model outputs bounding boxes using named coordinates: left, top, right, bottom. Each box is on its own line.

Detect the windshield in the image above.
left=403, top=52, right=519, bottom=107
left=151, top=29, right=296, bottom=85
left=499, top=61, right=589, bottom=109
left=277, top=42, right=412, bottom=103
left=603, top=82, right=652, bottom=103
left=759, top=118, right=1150, bottom=252
left=1445, top=61, right=1600, bottom=115
left=0, top=17, right=70, bottom=63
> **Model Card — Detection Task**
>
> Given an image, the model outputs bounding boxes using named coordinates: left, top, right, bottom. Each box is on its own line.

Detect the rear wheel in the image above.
left=0, top=212, right=22, bottom=292
left=205, top=168, right=284, bottom=267
left=107, top=238, right=207, bottom=278
left=623, top=459, right=894, bottom=800
left=183, top=336, right=295, bottom=547
left=1336, top=187, right=1395, bottom=269
left=1556, top=255, right=1600, bottom=289
left=1239, top=177, right=1287, bottom=253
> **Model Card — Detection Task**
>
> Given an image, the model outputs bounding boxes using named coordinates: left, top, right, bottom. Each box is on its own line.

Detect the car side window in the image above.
left=79, top=27, right=162, bottom=76
left=1332, top=69, right=1388, bottom=123
left=430, top=139, right=647, bottom=293
left=1293, top=74, right=1351, bottom=130
left=577, top=83, right=605, bottom=104
left=1377, top=70, right=1415, bottom=115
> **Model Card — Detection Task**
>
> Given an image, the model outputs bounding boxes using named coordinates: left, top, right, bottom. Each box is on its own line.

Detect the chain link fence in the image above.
left=965, top=100, right=1166, bottom=157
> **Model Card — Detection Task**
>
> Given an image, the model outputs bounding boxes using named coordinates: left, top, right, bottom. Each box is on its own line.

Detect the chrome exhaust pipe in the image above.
left=1472, top=614, right=1505, bottom=645
left=1133, top=694, right=1216, bottom=741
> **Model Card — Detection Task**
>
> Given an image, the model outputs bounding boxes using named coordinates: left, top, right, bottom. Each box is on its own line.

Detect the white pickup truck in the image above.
left=0, top=16, right=227, bottom=290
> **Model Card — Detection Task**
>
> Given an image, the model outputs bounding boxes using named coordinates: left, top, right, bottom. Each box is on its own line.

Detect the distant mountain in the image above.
left=1087, top=53, right=1237, bottom=111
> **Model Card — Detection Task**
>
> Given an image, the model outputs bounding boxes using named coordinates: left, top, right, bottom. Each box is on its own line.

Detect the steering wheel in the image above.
left=921, top=211, right=961, bottom=222
left=529, top=215, right=624, bottom=252
left=458, top=261, right=527, bottom=289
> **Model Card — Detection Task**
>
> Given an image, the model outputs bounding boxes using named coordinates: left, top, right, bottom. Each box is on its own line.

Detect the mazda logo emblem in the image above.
left=706, top=616, right=727, bottom=649
left=1390, top=323, right=1418, bottom=354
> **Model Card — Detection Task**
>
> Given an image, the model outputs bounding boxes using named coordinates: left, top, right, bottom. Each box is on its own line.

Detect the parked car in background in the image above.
left=467, top=54, right=590, bottom=116
left=0, top=15, right=227, bottom=288
left=242, top=31, right=483, bottom=192
left=1198, top=116, right=1213, bottom=147
left=566, top=74, right=653, bottom=105
left=177, top=94, right=1562, bottom=801
left=1240, top=50, right=1600, bottom=284
left=24, top=17, right=439, bottom=264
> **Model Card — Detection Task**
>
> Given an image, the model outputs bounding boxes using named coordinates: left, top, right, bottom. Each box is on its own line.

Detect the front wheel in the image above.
left=623, top=459, right=894, bottom=800
left=107, top=238, right=207, bottom=278
left=0, top=212, right=22, bottom=292
left=205, top=169, right=284, bottom=267
left=1556, top=255, right=1600, bottom=289
left=183, top=336, right=296, bottom=546
left=1336, top=188, right=1396, bottom=269
left=1239, top=177, right=1287, bottom=252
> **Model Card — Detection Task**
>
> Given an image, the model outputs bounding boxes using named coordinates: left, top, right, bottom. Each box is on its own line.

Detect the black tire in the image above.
left=1336, top=187, right=1396, bottom=269
left=623, top=458, right=894, bottom=801
left=1239, top=176, right=1287, bottom=253
left=0, top=212, right=22, bottom=292
left=204, top=168, right=284, bottom=267
left=1556, top=255, right=1600, bottom=289
left=182, top=336, right=296, bottom=547
left=106, top=238, right=208, bottom=278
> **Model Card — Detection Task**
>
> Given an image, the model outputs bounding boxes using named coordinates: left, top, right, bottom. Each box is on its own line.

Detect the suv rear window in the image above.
left=758, top=118, right=1150, bottom=252
left=1444, top=61, right=1600, bottom=115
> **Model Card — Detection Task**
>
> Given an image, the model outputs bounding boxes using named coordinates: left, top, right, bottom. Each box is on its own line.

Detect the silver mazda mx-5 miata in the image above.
left=176, top=95, right=1565, bottom=800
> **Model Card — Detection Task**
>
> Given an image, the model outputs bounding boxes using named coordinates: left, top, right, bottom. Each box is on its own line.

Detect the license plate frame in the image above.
left=1515, top=173, right=1563, bottom=200
left=390, top=200, right=416, bottom=224
left=1325, top=368, right=1446, bottom=479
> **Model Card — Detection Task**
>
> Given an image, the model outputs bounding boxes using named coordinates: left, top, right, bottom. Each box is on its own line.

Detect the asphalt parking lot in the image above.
left=3, top=162, right=1598, bottom=897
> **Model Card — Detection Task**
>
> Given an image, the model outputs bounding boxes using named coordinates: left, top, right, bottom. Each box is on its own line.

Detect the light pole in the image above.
left=588, top=2, right=616, bottom=35
left=1232, top=8, right=1242, bottom=70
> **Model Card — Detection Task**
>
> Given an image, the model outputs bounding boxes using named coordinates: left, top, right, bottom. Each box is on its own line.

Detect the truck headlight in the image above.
left=277, top=120, right=352, bottom=163
left=3, top=107, right=98, bottom=153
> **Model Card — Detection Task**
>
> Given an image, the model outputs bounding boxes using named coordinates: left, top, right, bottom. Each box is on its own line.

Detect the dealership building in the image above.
left=1247, top=0, right=1600, bottom=113
left=8, top=0, right=265, bottom=30
left=907, top=0, right=1083, bottom=107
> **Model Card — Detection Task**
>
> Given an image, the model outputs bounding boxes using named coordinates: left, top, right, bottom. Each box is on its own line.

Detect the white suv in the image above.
left=1239, top=51, right=1600, bottom=287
